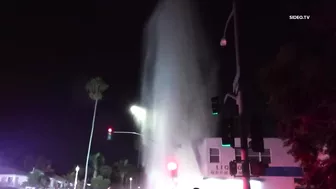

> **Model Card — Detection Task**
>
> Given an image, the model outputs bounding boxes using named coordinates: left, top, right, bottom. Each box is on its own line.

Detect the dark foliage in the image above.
left=259, top=2, right=336, bottom=188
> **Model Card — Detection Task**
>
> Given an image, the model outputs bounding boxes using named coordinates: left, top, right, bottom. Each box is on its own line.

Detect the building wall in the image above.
left=0, top=173, right=68, bottom=189
left=197, top=140, right=208, bottom=176
left=0, top=174, right=28, bottom=187
left=199, top=137, right=303, bottom=189
left=232, top=138, right=298, bottom=167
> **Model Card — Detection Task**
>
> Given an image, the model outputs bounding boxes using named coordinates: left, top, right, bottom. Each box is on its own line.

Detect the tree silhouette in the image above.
left=65, top=165, right=85, bottom=182
left=83, top=77, right=108, bottom=189
left=90, top=153, right=105, bottom=179
left=99, top=165, right=112, bottom=179
left=113, top=159, right=137, bottom=185
left=91, top=176, right=111, bottom=189
left=22, top=169, right=51, bottom=188
left=23, top=155, right=54, bottom=174
left=260, top=26, right=336, bottom=189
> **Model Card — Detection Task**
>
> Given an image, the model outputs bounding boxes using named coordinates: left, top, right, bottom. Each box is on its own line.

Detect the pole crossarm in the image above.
left=114, top=131, right=142, bottom=136
left=224, top=93, right=237, bottom=104
left=113, top=131, right=156, bottom=142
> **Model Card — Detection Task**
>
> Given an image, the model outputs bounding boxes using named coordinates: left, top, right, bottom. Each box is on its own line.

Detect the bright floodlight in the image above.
left=108, top=128, right=112, bottom=132
left=129, top=177, right=133, bottom=181
left=167, top=162, right=178, bottom=171
left=130, top=105, right=147, bottom=123
left=75, top=166, right=80, bottom=172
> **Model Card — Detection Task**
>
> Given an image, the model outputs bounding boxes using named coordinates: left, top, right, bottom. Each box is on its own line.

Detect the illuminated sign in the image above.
left=209, top=163, right=243, bottom=176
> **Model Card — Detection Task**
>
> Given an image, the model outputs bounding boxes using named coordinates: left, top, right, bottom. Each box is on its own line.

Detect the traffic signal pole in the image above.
left=237, top=93, right=251, bottom=189
left=222, top=92, right=250, bottom=189
left=113, top=131, right=143, bottom=136
left=219, top=0, right=251, bottom=188
left=232, top=0, right=251, bottom=188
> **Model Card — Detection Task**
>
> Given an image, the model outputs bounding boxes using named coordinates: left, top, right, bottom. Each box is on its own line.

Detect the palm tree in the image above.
left=64, top=172, right=76, bottom=183
left=91, top=175, right=111, bottom=189
left=23, top=155, right=54, bottom=173
left=23, top=169, right=51, bottom=188
left=83, top=77, right=109, bottom=189
left=65, top=165, right=84, bottom=182
left=99, top=165, right=112, bottom=178
left=35, top=156, right=54, bottom=173
left=99, top=165, right=112, bottom=179
left=90, top=153, right=105, bottom=178
left=113, top=159, right=135, bottom=184
left=23, top=171, right=40, bottom=187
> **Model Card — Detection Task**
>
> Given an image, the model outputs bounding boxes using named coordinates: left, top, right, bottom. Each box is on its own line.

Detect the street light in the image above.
left=129, top=177, right=133, bottom=189
left=74, top=166, right=80, bottom=189
left=130, top=105, right=147, bottom=124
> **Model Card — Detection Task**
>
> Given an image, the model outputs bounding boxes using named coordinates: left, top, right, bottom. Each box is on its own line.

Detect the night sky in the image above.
left=0, top=0, right=304, bottom=174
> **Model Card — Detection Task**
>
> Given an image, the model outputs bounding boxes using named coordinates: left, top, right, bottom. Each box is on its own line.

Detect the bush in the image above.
left=91, top=176, right=111, bottom=189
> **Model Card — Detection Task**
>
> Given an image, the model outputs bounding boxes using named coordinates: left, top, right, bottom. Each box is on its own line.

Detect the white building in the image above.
left=196, top=138, right=304, bottom=189
left=0, top=166, right=27, bottom=188
left=0, top=166, right=69, bottom=189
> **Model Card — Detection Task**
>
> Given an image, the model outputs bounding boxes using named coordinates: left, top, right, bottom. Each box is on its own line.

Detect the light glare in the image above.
left=167, top=162, right=178, bottom=171
left=202, top=178, right=262, bottom=189
left=130, top=105, right=147, bottom=123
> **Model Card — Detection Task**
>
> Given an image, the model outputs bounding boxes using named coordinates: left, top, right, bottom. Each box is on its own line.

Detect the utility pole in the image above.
left=233, top=0, right=251, bottom=188
left=233, top=0, right=251, bottom=189
left=217, top=0, right=251, bottom=188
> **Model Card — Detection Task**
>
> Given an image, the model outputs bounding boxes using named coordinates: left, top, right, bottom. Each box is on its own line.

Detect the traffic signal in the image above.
left=221, top=117, right=235, bottom=147
left=229, top=161, right=237, bottom=176
left=166, top=161, right=178, bottom=178
left=250, top=161, right=268, bottom=177
left=250, top=115, right=264, bottom=152
left=107, top=127, right=113, bottom=140
left=211, top=96, right=221, bottom=115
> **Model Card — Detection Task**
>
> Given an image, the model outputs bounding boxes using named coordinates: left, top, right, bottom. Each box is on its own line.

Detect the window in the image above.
left=15, top=177, right=19, bottom=185
left=1, top=177, right=6, bottom=183
left=235, top=148, right=271, bottom=164
left=7, top=177, right=13, bottom=184
left=209, top=148, right=220, bottom=163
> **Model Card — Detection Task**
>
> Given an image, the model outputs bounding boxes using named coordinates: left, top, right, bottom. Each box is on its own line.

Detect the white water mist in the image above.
left=140, top=0, right=218, bottom=188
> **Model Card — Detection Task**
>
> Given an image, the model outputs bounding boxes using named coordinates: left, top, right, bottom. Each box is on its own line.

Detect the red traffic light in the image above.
left=108, top=128, right=113, bottom=133
left=167, top=161, right=178, bottom=171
